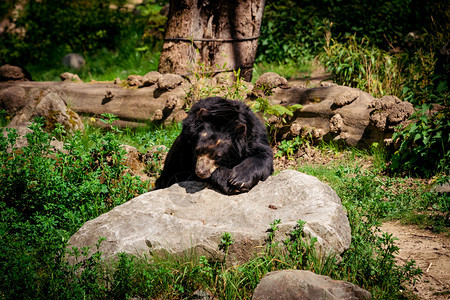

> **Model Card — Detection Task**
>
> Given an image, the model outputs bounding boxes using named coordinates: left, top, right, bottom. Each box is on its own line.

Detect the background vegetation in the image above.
left=0, top=0, right=448, bottom=299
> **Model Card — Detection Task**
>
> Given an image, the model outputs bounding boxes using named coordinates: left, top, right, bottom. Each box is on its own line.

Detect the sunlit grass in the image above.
left=26, top=48, right=160, bottom=82
left=252, top=60, right=314, bottom=82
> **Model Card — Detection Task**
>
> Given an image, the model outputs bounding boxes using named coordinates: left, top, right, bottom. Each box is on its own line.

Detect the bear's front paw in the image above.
left=229, top=166, right=256, bottom=192
left=210, top=167, right=237, bottom=194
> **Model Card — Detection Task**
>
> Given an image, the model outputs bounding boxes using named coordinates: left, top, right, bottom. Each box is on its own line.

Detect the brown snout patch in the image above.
left=195, top=154, right=218, bottom=179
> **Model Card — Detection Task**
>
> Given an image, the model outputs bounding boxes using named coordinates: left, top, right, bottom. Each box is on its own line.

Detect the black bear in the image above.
left=155, top=97, right=273, bottom=194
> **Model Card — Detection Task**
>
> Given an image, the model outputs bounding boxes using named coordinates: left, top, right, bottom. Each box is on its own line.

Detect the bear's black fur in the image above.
left=155, top=97, right=273, bottom=194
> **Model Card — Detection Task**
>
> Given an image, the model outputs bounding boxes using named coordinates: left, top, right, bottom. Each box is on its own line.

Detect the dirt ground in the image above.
left=381, top=221, right=450, bottom=299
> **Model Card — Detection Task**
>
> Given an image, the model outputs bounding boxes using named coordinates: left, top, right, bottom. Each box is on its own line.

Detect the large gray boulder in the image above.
left=68, top=170, right=351, bottom=263
left=252, top=270, right=371, bottom=300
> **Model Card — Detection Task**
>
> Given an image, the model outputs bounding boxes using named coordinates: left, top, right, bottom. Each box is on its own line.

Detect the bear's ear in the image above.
left=197, top=108, right=210, bottom=120
left=235, top=123, right=247, bottom=136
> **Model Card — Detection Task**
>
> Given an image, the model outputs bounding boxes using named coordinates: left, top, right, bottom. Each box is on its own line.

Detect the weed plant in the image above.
left=185, top=53, right=251, bottom=106
left=390, top=103, right=449, bottom=178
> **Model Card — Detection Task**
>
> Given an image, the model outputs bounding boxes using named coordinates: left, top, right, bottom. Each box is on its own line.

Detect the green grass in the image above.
left=252, top=61, right=314, bottom=82
left=26, top=48, right=160, bottom=82
left=2, top=118, right=446, bottom=299
left=83, top=116, right=182, bottom=153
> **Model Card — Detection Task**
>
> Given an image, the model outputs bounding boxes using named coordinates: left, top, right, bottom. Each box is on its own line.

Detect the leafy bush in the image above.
left=391, top=103, right=449, bottom=177
left=0, top=118, right=148, bottom=298
left=259, top=0, right=448, bottom=62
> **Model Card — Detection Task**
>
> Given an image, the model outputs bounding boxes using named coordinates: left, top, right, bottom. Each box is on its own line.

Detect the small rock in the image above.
left=172, top=110, right=188, bottom=123
left=0, top=64, right=31, bottom=81
left=127, top=75, right=144, bottom=87
left=122, top=144, right=151, bottom=182
left=333, top=89, right=359, bottom=106
left=330, top=114, right=344, bottom=133
left=290, top=123, right=302, bottom=136
left=157, top=73, right=184, bottom=90
left=254, top=72, right=288, bottom=93
left=60, top=72, right=82, bottom=83
left=252, top=270, right=371, bottom=300
left=62, top=53, right=85, bottom=70
left=151, top=109, right=164, bottom=121
left=431, top=180, right=450, bottom=193
left=142, top=71, right=162, bottom=86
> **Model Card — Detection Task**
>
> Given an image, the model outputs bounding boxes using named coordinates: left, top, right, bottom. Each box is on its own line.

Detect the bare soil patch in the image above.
left=381, top=221, right=450, bottom=299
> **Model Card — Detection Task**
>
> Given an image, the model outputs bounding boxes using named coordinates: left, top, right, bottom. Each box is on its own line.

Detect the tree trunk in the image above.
left=158, top=0, right=265, bottom=82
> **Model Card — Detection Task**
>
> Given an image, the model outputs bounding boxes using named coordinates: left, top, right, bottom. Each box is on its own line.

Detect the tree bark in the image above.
left=158, top=0, right=265, bottom=82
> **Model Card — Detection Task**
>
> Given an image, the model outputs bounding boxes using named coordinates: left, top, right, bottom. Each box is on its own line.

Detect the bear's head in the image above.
left=190, top=107, right=248, bottom=180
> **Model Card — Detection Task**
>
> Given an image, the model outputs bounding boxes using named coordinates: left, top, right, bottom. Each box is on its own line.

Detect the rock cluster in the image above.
left=0, top=64, right=418, bottom=148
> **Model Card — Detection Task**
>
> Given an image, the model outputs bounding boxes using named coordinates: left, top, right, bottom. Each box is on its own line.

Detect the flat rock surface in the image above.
left=68, top=170, right=351, bottom=263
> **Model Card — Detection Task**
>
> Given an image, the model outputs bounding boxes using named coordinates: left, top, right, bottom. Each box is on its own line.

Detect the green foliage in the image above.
left=259, top=0, right=448, bottom=63
left=391, top=103, right=449, bottom=177
left=1, top=0, right=128, bottom=65
left=133, top=1, right=168, bottom=52
left=318, top=35, right=403, bottom=97
left=0, top=109, right=9, bottom=127
left=0, top=118, right=148, bottom=298
left=253, top=61, right=313, bottom=82
left=252, top=96, right=302, bottom=143
left=276, top=136, right=304, bottom=159
left=116, top=122, right=181, bottom=152
left=218, top=232, right=235, bottom=263
left=1, top=0, right=167, bottom=81
left=257, top=0, right=328, bottom=64
left=185, top=56, right=250, bottom=106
